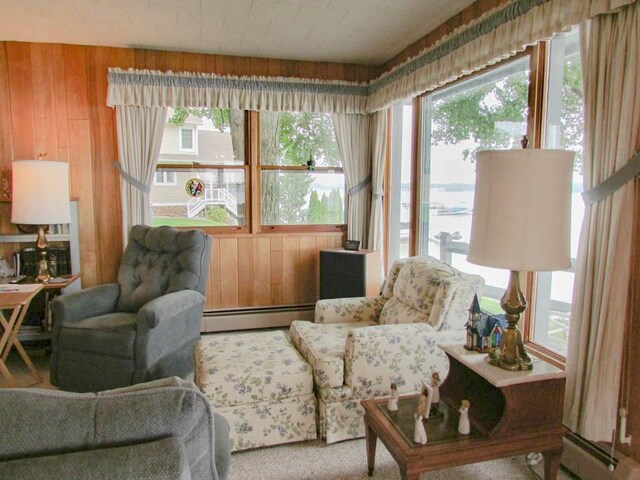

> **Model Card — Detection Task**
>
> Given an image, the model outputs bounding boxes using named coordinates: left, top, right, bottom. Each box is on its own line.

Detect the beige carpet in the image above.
left=229, top=438, right=578, bottom=480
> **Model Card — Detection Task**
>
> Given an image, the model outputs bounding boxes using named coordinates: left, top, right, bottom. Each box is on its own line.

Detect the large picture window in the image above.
left=417, top=55, right=531, bottom=312
left=259, top=111, right=345, bottom=227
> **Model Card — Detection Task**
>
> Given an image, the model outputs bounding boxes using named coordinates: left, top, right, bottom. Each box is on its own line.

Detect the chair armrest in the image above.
left=137, top=290, right=205, bottom=329
left=50, top=283, right=120, bottom=324
left=344, top=324, right=463, bottom=399
left=314, top=296, right=386, bottom=324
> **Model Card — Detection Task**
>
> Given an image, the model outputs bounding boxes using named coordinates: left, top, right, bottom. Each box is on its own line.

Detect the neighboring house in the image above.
left=151, top=115, right=245, bottom=224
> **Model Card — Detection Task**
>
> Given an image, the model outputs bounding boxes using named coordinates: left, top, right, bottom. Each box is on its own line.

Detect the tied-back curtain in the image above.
left=115, top=105, right=168, bottom=242
left=332, top=114, right=372, bottom=244
left=564, top=0, right=640, bottom=442
left=367, top=110, right=388, bottom=250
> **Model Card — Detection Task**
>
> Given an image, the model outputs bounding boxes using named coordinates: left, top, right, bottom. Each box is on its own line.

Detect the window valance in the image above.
left=366, top=0, right=636, bottom=112
left=107, top=68, right=369, bottom=114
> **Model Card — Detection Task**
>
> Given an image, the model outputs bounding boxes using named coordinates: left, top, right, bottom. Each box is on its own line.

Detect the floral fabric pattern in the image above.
left=290, top=320, right=376, bottom=388
left=378, top=297, right=429, bottom=325
left=195, top=330, right=312, bottom=407
left=216, top=394, right=317, bottom=452
left=380, top=257, right=409, bottom=299
left=314, top=296, right=386, bottom=324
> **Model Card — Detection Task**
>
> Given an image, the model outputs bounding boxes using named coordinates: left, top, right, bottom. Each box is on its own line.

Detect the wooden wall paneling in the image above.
left=253, top=237, right=271, bottom=305
left=0, top=44, right=15, bottom=170
left=182, top=52, right=206, bottom=72
left=134, top=49, right=146, bottom=69
left=51, top=45, right=70, bottom=158
left=207, top=237, right=221, bottom=309
left=232, top=56, right=251, bottom=77
left=86, top=46, right=128, bottom=285
left=5, top=43, right=35, bottom=160
left=68, top=118, right=97, bottom=286
left=299, top=236, right=318, bottom=304
left=218, top=237, right=239, bottom=308
left=29, top=44, right=59, bottom=160
left=315, top=62, right=328, bottom=80
left=63, top=45, right=90, bottom=120
left=145, top=50, right=166, bottom=71
left=297, top=61, right=317, bottom=80
left=270, top=237, right=283, bottom=304
left=165, top=51, right=183, bottom=72
left=249, top=57, right=269, bottom=77
left=204, top=55, right=218, bottom=74
left=282, top=236, right=300, bottom=305
left=237, top=237, right=254, bottom=306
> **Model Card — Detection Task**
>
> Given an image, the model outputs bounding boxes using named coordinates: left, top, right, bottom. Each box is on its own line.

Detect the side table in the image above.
left=362, top=343, right=566, bottom=480
left=0, top=284, right=43, bottom=386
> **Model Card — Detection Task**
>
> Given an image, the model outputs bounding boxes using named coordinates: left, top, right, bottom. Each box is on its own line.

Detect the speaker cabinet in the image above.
left=319, top=249, right=381, bottom=300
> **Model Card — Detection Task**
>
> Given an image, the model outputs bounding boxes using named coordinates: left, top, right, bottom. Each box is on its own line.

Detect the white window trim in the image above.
left=179, top=126, right=197, bottom=153
left=154, top=171, right=178, bottom=186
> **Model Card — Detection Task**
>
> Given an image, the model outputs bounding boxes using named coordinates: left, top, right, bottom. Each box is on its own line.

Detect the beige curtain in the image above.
left=564, top=1, right=640, bottom=442
left=115, top=105, right=168, bottom=242
left=367, top=110, right=388, bottom=250
left=332, top=114, right=371, bottom=244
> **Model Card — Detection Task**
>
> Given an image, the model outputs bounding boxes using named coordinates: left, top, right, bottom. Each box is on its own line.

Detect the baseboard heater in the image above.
left=201, top=304, right=315, bottom=332
left=562, top=431, right=640, bottom=480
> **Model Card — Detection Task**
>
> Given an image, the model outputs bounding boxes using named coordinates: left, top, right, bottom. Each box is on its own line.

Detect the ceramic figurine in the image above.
left=431, top=372, right=440, bottom=404
left=458, top=399, right=470, bottom=435
left=413, top=413, right=427, bottom=444
left=417, top=382, right=434, bottom=419
left=387, top=383, right=399, bottom=411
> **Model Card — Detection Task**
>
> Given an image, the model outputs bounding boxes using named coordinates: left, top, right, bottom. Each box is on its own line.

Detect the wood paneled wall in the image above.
left=0, top=41, right=366, bottom=308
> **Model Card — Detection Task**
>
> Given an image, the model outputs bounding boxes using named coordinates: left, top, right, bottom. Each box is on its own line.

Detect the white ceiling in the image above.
left=0, top=0, right=475, bottom=66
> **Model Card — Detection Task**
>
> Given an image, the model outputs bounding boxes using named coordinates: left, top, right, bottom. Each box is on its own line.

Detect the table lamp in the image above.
left=11, top=160, right=71, bottom=283
left=467, top=149, right=574, bottom=371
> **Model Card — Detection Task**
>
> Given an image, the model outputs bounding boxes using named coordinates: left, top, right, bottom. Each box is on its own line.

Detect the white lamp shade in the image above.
left=467, top=149, right=574, bottom=271
left=11, top=160, right=71, bottom=225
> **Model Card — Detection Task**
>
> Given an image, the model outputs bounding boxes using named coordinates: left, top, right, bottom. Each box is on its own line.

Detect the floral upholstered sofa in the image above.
left=290, top=255, right=484, bottom=443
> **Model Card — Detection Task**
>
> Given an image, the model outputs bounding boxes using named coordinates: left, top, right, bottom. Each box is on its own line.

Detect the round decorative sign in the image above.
left=185, top=178, right=205, bottom=197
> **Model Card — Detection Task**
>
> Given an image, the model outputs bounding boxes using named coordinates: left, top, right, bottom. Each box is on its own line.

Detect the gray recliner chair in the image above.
left=0, top=377, right=230, bottom=480
left=50, top=225, right=212, bottom=392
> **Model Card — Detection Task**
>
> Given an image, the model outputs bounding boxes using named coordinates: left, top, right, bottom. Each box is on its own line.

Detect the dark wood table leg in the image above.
left=365, top=419, right=377, bottom=476
left=542, top=450, right=561, bottom=480
left=400, top=465, right=420, bottom=480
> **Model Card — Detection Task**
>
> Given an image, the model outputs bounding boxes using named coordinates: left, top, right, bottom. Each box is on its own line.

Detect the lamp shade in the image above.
left=11, top=160, right=71, bottom=225
left=467, top=149, right=574, bottom=272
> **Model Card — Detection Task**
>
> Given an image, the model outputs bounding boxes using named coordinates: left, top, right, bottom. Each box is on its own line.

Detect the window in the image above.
left=417, top=55, right=532, bottom=313
left=388, top=100, right=414, bottom=264
left=151, top=108, right=247, bottom=228
left=532, top=30, right=584, bottom=355
left=154, top=171, right=177, bottom=185
left=259, top=111, right=345, bottom=226
left=179, top=126, right=196, bottom=152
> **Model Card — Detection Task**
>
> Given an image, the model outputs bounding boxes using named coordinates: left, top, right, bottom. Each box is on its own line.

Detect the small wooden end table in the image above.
left=0, top=284, right=43, bottom=386
left=362, top=344, right=566, bottom=480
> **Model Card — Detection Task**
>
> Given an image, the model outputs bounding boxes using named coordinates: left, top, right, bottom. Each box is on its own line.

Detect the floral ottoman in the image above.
left=194, top=330, right=317, bottom=451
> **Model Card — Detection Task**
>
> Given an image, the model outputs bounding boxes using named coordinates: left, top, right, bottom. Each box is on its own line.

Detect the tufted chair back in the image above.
left=117, top=225, right=212, bottom=313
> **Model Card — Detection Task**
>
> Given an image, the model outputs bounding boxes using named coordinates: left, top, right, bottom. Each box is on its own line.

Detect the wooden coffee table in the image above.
left=362, top=344, right=566, bottom=480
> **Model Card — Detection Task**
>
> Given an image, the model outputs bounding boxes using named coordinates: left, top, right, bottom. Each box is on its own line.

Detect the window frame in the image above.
left=153, top=170, right=177, bottom=186
left=178, top=125, right=197, bottom=153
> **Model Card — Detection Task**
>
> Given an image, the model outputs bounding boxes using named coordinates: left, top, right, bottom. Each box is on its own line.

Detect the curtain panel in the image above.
left=107, top=69, right=369, bottom=114
left=366, top=0, right=637, bottom=112
left=115, top=105, right=168, bottom=241
left=564, top=0, right=640, bottom=442
left=367, top=110, right=387, bottom=251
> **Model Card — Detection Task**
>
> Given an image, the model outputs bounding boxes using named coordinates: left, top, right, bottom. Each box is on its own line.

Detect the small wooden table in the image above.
left=0, top=284, right=43, bottom=386
left=362, top=344, right=566, bottom=480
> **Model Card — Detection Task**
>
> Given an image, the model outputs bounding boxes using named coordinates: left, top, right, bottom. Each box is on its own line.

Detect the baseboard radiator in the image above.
left=562, top=432, right=640, bottom=480
left=201, top=305, right=315, bottom=332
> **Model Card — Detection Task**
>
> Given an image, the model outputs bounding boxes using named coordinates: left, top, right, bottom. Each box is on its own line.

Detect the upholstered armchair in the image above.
left=50, top=225, right=212, bottom=392
left=290, top=255, right=484, bottom=443
left=0, top=377, right=230, bottom=480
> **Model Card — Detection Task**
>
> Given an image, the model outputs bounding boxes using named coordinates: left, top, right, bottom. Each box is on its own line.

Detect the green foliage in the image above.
left=307, top=190, right=324, bottom=224
left=327, top=189, right=344, bottom=224
left=276, top=112, right=340, bottom=167
left=168, top=107, right=231, bottom=132
left=206, top=206, right=229, bottom=224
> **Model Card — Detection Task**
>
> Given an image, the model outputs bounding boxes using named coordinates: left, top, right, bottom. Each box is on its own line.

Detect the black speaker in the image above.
left=319, top=249, right=380, bottom=300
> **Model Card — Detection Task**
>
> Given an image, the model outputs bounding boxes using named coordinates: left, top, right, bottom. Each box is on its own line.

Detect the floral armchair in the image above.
left=290, top=255, right=484, bottom=443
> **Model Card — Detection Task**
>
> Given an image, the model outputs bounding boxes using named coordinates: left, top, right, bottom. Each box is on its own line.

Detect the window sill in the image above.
left=524, top=342, right=566, bottom=370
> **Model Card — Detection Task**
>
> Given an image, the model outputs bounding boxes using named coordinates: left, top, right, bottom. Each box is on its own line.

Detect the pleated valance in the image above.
left=107, top=69, right=369, bottom=114
left=366, top=0, right=636, bottom=112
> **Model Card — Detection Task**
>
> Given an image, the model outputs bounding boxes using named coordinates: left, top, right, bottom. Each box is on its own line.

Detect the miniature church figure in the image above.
left=387, top=382, right=399, bottom=411
left=417, top=382, right=434, bottom=419
left=413, top=413, right=427, bottom=444
left=458, top=399, right=470, bottom=435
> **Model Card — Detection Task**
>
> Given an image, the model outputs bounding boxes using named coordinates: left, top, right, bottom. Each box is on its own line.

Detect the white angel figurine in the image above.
left=431, top=372, right=441, bottom=405
left=414, top=413, right=427, bottom=444
left=387, top=383, right=399, bottom=411
left=458, top=399, right=470, bottom=435
left=417, top=382, right=434, bottom=419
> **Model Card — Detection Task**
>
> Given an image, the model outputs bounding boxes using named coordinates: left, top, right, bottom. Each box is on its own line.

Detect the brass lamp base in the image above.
left=35, top=225, right=51, bottom=283
left=488, top=270, right=533, bottom=371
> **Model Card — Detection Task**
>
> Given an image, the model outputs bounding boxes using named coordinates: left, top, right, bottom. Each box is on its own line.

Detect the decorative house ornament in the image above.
left=465, top=294, right=507, bottom=353
left=185, top=177, right=205, bottom=197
